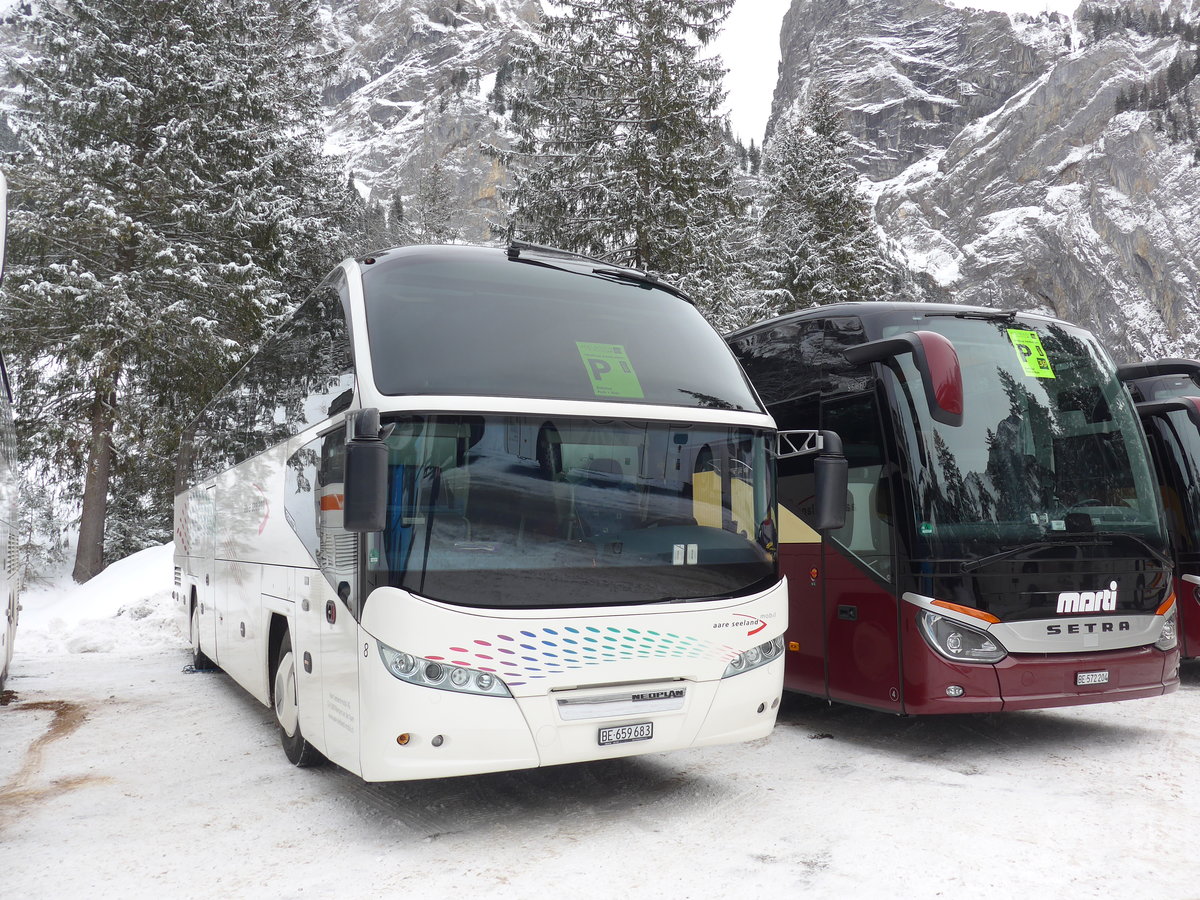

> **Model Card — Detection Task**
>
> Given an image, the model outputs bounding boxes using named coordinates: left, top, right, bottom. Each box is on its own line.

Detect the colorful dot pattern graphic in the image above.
left=424, top=626, right=743, bottom=687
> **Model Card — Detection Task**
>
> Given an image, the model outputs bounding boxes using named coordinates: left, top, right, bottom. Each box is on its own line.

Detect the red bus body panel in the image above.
left=782, top=552, right=1180, bottom=715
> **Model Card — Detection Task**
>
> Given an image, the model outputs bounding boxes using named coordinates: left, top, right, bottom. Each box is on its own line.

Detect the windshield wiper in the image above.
left=961, top=532, right=1171, bottom=573
left=505, top=250, right=694, bottom=305
left=924, top=309, right=1017, bottom=322
left=590, top=268, right=695, bottom=305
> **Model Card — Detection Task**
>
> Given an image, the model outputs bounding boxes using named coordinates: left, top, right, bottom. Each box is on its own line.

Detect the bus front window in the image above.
left=883, top=317, right=1168, bottom=564
left=364, top=416, right=776, bottom=609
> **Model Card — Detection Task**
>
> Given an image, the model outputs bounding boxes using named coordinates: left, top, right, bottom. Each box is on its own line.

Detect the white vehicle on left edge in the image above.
left=0, top=170, right=21, bottom=692
left=173, top=242, right=846, bottom=782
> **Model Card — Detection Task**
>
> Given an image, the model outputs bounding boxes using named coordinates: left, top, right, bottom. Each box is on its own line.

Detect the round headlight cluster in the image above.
left=377, top=642, right=512, bottom=697
left=723, top=635, right=785, bottom=678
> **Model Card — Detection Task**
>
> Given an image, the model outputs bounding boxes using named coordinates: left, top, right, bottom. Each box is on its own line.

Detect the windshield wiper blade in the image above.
left=505, top=252, right=694, bottom=305
left=924, top=309, right=1017, bottom=322
left=590, top=268, right=695, bottom=305
left=961, top=532, right=1172, bottom=573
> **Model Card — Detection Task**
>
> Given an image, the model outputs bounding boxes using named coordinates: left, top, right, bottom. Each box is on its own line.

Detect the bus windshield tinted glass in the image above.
left=364, top=415, right=776, bottom=608
left=884, top=316, right=1167, bottom=561
left=361, top=246, right=759, bottom=411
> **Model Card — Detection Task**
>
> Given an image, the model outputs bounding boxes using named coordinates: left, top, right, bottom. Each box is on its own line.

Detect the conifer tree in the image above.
left=2, top=0, right=355, bottom=580
left=504, top=0, right=743, bottom=317
left=755, top=86, right=894, bottom=314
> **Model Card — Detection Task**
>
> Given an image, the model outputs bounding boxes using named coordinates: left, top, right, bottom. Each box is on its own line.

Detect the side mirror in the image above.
left=844, top=330, right=963, bottom=427
left=776, top=429, right=847, bottom=534
left=343, top=408, right=389, bottom=533
left=813, top=431, right=847, bottom=533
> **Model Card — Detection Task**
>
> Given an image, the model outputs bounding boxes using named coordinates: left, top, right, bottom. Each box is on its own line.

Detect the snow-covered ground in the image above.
left=2, top=545, right=1198, bottom=898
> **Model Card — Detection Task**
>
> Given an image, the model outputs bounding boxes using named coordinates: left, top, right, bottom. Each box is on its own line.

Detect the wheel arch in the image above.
left=267, top=612, right=290, bottom=703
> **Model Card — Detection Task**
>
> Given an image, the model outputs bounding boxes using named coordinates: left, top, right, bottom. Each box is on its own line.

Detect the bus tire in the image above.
left=190, top=603, right=216, bottom=671
left=273, top=632, right=322, bottom=768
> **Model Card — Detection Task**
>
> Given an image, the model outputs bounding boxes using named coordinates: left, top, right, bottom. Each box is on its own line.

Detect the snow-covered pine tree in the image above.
left=3, top=0, right=355, bottom=581
left=755, top=86, right=894, bottom=314
left=504, top=0, right=744, bottom=320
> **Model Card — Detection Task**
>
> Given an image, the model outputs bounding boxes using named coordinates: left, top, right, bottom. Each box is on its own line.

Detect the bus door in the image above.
left=821, top=395, right=902, bottom=712
left=772, top=415, right=827, bottom=696
left=197, top=484, right=218, bottom=662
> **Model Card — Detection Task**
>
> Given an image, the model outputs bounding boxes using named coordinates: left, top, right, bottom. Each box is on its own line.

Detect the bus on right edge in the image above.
left=1118, top=358, right=1200, bottom=661
left=728, top=303, right=1180, bottom=715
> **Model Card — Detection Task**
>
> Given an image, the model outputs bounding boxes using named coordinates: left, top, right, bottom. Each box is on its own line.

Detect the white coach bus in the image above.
left=174, top=243, right=844, bottom=781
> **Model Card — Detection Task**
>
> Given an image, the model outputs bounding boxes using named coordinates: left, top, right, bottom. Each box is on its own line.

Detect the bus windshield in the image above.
left=884, top=316, right=1167, bottom=562
left=364, top=415, right=776, bottom=608
left=360, top=246, right=759, bottom=411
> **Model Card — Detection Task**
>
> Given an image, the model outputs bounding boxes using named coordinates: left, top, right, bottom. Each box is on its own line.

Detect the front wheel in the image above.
left=190, top=604, right=216, bottom=671
left=273, top=632, right=323, bottom=767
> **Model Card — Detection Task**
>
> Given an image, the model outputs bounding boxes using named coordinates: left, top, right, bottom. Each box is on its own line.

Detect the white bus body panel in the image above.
left=355, top=580, right=786, bottom=781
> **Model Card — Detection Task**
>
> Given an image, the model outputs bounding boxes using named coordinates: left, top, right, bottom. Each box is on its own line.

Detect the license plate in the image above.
left=598, top=722, right=653, bottom=746
left=1076, top=671, right=1110, bottom=686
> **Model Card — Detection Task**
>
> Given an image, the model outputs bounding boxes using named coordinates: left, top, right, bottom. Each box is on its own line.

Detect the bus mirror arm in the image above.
left=1118, top=359, right=1200, bottom=387
left=1136, top=397, right=1200, bottom=432
left=813, top=430, right=847, bottom=533
left=343, top=408, right=389, bottom=533
left=844, top=331, right=963, bottom=427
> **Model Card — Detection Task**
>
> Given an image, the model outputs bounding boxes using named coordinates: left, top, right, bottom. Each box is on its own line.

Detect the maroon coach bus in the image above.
left=1118, top=358, right=1200, bottom=660
left=728, top=303, right=1179, bottom=714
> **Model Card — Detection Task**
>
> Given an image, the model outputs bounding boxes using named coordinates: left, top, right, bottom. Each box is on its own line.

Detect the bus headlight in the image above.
left=918, top=612, right=1007, bottom=664
left=378, top=641, right=512, bottom=697
left=723, top=635, right=785, bottom=678
left=1155, top=606, right=1179, bottom=652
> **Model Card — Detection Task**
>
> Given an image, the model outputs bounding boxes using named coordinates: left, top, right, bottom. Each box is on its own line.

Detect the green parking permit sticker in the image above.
left=577, top=342, right=645, bottom=399
left=1007, top=329, right=1056, bottom=379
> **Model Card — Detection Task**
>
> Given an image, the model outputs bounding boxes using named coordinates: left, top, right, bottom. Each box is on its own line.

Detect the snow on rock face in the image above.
left=771, top=0, right=1070, bottom=180
left=776, top=0, right=1200, bottom=361
left=320, top=0, right=540, bottom=240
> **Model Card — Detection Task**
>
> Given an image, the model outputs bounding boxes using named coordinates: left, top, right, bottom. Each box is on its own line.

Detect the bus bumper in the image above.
left=902, top=644, right=1179, bottom=715
left=358, top=657, right=783, bottom=782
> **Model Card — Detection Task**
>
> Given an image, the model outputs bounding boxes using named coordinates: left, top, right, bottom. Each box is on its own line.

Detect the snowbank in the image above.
left=17, top=544, right=184, bottom=656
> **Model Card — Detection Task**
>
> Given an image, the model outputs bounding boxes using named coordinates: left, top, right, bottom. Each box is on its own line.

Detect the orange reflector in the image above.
left=788, top=641, right=800, bottom=653
left=1156, top=594, right=1177, bottom=616
left=320, top=494, right=345, bottom=511
left=931, top=599, right=1000, bottom=624
left=396, top=733, right=410, bottom=746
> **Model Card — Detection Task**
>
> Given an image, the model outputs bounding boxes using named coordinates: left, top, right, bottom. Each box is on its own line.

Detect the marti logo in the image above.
left=1056, top=581, right=1118, bottom=615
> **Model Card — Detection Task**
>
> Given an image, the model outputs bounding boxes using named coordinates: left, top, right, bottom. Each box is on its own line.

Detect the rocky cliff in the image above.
left=320, top=0, right=539, bottom=241
left=773, top=0, right=1200, bottom=362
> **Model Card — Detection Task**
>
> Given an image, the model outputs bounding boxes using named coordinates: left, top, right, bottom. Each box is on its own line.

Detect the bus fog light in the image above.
left=918, top=611, right=1007, bottom=664
left=424, top=662, right=445, bottom=683
left=946, top=685, right=965, bottom=698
